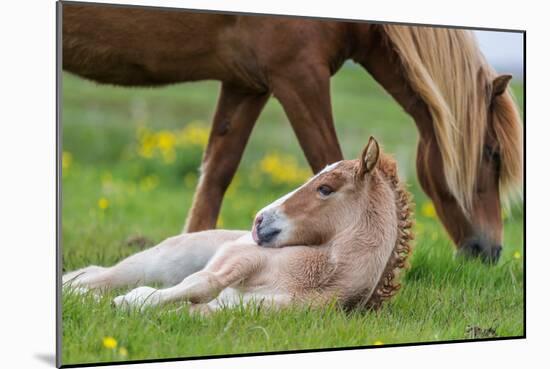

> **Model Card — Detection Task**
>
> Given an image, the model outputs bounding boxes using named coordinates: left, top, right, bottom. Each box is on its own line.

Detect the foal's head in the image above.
left=252, top=137, right=385, bottom=248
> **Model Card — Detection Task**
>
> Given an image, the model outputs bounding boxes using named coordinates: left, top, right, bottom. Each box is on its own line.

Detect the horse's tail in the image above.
left=379, top=25, right=507, bottom=212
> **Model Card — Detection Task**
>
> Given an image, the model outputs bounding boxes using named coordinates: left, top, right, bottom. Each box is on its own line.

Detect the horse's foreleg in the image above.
left=272, top=66, right=343, bottom=173
left=184, top=84, right=270, bottom=232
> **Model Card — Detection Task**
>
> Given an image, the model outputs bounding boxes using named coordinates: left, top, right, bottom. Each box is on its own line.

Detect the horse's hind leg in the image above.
left=184, top=84, right=270, bottom=232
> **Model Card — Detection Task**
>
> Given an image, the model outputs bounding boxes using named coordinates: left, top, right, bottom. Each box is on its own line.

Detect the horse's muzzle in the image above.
left=458, top=238, right=503, bottom=264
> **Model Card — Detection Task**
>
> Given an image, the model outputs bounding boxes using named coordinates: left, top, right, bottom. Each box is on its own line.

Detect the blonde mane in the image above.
left=380, top=25, right=523, bottom=211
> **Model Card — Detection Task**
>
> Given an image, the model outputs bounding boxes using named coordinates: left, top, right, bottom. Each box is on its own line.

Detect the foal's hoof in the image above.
left=113, top=286, right=161, bottom=311
left=457, top=240, right=502, bottom=264
left=188, top=304, right=213, bottom=317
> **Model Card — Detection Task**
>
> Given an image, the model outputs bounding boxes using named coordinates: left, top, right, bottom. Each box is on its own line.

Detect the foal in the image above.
left=63, top=138, right=414, bottom=312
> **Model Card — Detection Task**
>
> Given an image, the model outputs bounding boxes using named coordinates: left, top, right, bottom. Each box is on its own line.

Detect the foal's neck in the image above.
left=327, top=185, right=398, bottom=299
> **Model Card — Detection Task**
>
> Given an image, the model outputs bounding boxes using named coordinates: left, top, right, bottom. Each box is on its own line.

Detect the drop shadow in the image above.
left=34, top=353, right=56, bottom=367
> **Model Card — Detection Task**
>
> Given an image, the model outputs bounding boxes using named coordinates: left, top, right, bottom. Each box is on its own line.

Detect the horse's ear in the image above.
left=359, top=136, right=380, bottom=177
left=492, top=74, right=513, bottom=99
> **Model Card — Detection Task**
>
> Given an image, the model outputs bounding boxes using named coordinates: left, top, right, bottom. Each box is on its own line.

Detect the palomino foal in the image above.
left=63, top=138, right=414, bottom=312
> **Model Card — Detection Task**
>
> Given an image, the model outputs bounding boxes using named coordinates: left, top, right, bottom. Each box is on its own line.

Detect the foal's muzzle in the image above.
left=252, top=213, right=282, bottom=246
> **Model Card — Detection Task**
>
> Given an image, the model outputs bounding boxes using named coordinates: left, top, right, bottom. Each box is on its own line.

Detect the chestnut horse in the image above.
left=61, top=3, right=522, bottom=263
left=63, top=138, right=414, bottom=312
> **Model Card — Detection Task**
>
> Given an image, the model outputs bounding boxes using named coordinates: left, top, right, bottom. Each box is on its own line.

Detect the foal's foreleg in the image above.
left=113, top=243, right=263, bottom=310
left=272, top=65, right=343, bottom=173
left=184, top=84, right=270, bottom=232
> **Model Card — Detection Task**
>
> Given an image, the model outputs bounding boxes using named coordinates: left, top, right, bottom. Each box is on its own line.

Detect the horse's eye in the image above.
left=317, top=185, right=334, bottom=197
left=484, top=145, right=501, bottom=164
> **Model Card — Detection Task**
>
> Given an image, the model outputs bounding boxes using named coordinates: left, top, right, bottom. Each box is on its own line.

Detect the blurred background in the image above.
left=475, top=30, right=524, bottom=78
left=61, top=29, right=524, bottom=270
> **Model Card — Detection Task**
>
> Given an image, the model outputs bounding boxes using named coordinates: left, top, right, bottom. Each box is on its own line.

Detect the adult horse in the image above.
left=62, top=3, right=523, bottom=263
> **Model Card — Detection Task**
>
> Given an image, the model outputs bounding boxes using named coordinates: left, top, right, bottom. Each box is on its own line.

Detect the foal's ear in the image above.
left=358, top=136, right=380, bottom=177
left=492, top=74, right=513, bottom=99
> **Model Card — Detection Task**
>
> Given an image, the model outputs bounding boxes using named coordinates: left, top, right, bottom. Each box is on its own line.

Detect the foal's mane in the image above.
left=380, top=25, right=523, bottom=211
left=347, top=154, right=415, bottom=310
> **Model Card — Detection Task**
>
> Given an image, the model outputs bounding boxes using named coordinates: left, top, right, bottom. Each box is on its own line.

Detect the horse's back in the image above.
left=62, top=3, right=352, bottom=86
left=62, top=4, right=234, bottom=84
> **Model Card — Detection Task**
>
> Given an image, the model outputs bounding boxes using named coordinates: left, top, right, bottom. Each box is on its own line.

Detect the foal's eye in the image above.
left=317, top=185, right=334, bottom=197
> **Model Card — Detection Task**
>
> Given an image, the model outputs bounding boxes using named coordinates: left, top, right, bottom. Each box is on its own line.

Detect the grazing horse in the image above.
left=61, top=3, right=522, bottom=263
left=63, top=137, right=414, bottom=312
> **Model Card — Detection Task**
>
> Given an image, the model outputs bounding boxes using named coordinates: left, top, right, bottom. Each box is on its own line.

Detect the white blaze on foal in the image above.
left=251, top=161, right=342, bottom=247
left=63, top=137, right=414, bottom=312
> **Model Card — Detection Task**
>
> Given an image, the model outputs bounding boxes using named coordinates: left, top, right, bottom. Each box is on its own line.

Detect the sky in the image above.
left=474, top=30, right=524, bottom=79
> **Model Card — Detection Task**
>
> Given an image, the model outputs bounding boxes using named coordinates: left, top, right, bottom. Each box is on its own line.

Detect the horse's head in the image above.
left=416, top=74, right=523, bottom=264
left=252, top=137, right=384, bottom=248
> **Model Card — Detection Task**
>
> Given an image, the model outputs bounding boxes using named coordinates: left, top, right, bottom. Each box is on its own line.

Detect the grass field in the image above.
left=61, top=65, right=524, bottom=366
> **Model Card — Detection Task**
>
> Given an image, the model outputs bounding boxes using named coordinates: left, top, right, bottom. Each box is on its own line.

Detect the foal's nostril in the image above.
left=255, top=214, right=264, bottom=228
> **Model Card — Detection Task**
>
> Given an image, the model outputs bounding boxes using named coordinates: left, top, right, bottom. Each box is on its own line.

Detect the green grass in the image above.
left=61, top=66, right=524, bottom=365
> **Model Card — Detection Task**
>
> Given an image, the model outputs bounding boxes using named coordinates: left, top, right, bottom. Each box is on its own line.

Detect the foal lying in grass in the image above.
left=63, top=137, right=414, bottom=312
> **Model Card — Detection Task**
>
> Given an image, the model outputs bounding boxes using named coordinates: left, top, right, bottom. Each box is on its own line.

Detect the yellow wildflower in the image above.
left=62, top=151, right=73, bottom=170
left=513, top=251, right=521, bottom=260
left=98, top=198, right=109, bottom=210
left=421, top=202, right=436, bottom=218
left=156, top=130, right=177, bottom=164
left=156, top=130, right=176, bottom=151
left=102, top=336, right=117, bottom=349
left=373, top=340, right=384, bottom=345
left=118, top=347, right=128, bottom=357
left=178, top=122, right=209, bottom=148
left=260, top=153, right=310, bottom=185
left=137, top=128, right=156, bottom=159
